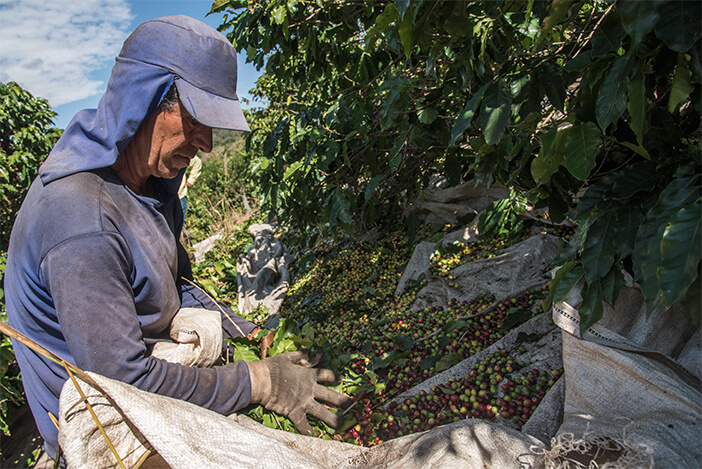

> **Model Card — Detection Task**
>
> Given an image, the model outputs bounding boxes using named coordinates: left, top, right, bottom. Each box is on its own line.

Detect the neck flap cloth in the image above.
left=39, top=15, right=250, bottom=191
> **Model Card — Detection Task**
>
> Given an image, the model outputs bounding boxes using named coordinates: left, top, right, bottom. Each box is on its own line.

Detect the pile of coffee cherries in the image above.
left=342, top=350, right=563, bottom=446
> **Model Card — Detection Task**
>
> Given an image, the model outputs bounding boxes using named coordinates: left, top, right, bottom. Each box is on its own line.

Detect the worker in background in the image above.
left=4, top=15, right=351, bottom=462
left=178, top=154, right=202, bottom=222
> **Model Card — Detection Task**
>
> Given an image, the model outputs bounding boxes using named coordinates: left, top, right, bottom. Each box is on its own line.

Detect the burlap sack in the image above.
left=58, top=372, right=544, bottom=469
left=545, top=286, right=702, bottom=468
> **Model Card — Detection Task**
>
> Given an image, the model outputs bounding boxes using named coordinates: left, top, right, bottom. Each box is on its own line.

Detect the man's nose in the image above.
left=192, top=125, right=213, bottom=153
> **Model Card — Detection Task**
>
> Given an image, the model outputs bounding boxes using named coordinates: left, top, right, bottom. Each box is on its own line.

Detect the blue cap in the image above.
left=120, top=15, right=250, bottom=131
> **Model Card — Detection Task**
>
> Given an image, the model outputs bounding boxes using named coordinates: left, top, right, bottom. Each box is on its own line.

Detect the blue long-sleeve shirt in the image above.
left=5, top=167, right=256, bottom=459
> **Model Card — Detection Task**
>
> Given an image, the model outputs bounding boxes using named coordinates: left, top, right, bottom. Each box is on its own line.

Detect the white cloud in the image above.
left=0, top=0, right=133, bottom=106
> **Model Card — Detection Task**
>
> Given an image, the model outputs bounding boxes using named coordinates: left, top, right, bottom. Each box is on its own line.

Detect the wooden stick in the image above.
left=131, top=449, right=153, bottom=469
left=48, top=412, right=60, bottom=430
left=180, top=277, right=246, bottom=337
left=64, top=363, right=126, bottom=469
left=0, top=322, right=99, bottom=389
left=272, top=412, right=283, bottom=431
left=52, top=447, right=62, bottom=469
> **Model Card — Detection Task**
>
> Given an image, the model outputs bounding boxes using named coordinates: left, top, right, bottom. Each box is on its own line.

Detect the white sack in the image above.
left=406, top=180, right=509, bottom=225
left=58, top=372, right=544, bottom=469
left=549, top=286, right=702, bottom=468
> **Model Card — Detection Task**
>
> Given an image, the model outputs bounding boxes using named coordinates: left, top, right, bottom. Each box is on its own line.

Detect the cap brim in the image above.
left=175, top=79, right=250, bottom=132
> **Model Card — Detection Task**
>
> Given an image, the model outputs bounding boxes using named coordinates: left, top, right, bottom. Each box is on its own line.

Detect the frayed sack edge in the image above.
left=518, top=432, right=654, bottom=469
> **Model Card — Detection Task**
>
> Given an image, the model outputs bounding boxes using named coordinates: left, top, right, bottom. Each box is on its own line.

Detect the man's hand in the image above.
left=247, top=351, right=353, bottom=436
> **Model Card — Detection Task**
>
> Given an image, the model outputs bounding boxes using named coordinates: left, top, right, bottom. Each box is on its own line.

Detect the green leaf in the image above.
left=480, top=79, right=512, bottom=146
left=658, top=204, right=702, bottom=305
left=262, top=413, right=276, bottom=429
left=632, top=176, right=699, bottom=299
left=547, top=189, right=569, bottom=223
left=668, top=53, right=695, bottom=113
left=579, top=279, right=604, bottom=333
left=398, top=7, right=414, bottom=59
left=449, top=83, right=488, bottom=146
left=271, top=5, right=287, bottom=25
left=442, top=320, right=468, bottom=333
left=420, top=355, right=441, bottom=371
left=564, top=122, right=601, bottom=181
left=435, top=353, right=462, bottom=372
left=504, top=12, right=539, bottom=38
left=596, top=55, right=630, bottom=131
left=681, top=263, right=701, bottom=327
left=478, top=199, right=510, bottom=235
left=611, top=160, right=658, bottom=199
left=627, top=74, right=646, bottom=144
left=210, top=0, right=236, bottom=13
left=654, top=0, right=702, bottom=52
left=500, top=308, right=534, bottom=330
left=283, top=160, right=303, bottom=183
left=368, top=351, right=399, bottom=371
left=617, top=0, right=664, bottom=45
left=271, top=338, right=297, bottom=355
left=394, top=334, right=415, bottom=352
left=634, top=175, right=700, bottom=291
left=577, top=180, right=610, bottom=218
left=552, top=263, right=583, bottom=304
left=537, top=0, right=573, bottom=47
left=332, top=190, right=352, bottom=224
left=583, top=213, right=617, bottom=283
left=273, top=318, right=297, bottom=344
left=590, top=13, right=626, bottom=58
left=444, top=15, right=473, bottom=37
left=445, top=150, right=461, bottom=186
left=540, top=63, right=567, bottom=113
left=365, top=175, right=382, bottom=200
left=388, top=138, right=404, bottom=172
left=395, top=0, right=410, bottom=19
left=232, top=343, right=260, bottom=362
left=417, top=106, right=437, bottom=124
left=601, top=266, right=626, bottom=306
left=613, top=209, right=643, bottom=258
left=618, top=140, right=651, bottom=159
left=564, top=52, right=593, bottom=72
left=375, top=3, right=398, bottom=29
left=289, top=332, right=314, bottom=348
left=531, top=125, right=568, bottom=184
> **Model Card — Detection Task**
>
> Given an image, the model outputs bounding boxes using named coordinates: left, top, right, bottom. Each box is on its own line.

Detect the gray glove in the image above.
left=247, top=351, right=353, bottom=436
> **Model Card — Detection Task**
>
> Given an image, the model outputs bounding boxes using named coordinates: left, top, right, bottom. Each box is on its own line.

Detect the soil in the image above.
left=0, top=406, right=52, bottom=469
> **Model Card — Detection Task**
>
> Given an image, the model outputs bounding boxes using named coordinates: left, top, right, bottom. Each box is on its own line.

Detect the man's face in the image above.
left=145, top=101, right=213, bottom=179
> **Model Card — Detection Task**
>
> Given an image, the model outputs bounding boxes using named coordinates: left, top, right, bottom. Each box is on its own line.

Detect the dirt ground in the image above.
left=0, top=406, right=53, bottom=469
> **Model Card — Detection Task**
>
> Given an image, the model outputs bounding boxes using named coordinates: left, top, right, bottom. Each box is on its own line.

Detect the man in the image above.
left=4, top=16, right=350, bottom=461
left=178, top=154, right=202, bottom=222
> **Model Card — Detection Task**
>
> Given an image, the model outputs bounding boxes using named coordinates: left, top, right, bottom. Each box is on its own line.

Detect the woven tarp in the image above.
left=56, top=185, right=701, bottom=467
left=58, top=374, right=544, bottom=468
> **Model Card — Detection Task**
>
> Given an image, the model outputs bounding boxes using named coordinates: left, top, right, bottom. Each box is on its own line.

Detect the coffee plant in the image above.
left=1, top=81, right=62, bottom=248
left=214, top=0, right=701, bottom=331
left=0, top=81, right=61, bottom=442
left=185, top=129, right=259, bottom=244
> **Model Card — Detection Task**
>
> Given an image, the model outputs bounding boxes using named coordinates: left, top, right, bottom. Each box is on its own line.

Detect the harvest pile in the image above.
left=346, top=353, right=563, bottom=446
left=429, top=223, right=574, bottom=277
left=199, top=223, right=569, bottom=445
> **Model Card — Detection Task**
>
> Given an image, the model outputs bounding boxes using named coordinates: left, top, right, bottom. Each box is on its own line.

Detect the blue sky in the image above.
left=0, top=0, right=263, bottom=129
